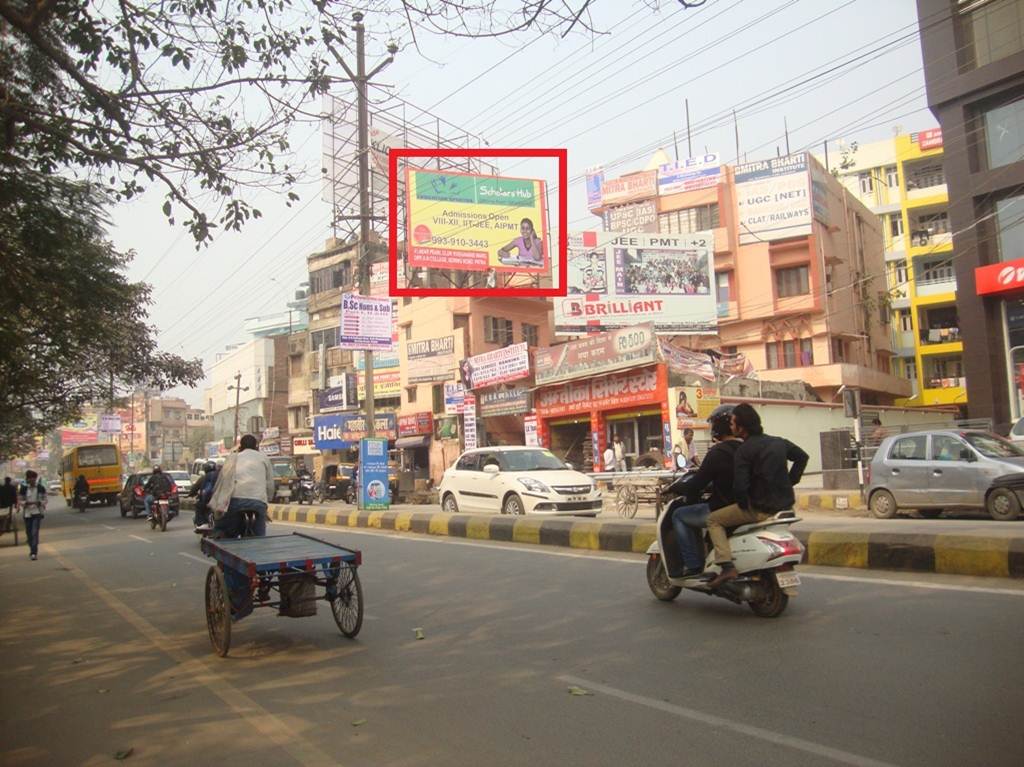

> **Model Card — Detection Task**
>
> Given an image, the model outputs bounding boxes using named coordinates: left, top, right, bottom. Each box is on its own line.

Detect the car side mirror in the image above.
left=564, top=462, right=574, bottom=471
left=483, top=464, right=499, bottom=474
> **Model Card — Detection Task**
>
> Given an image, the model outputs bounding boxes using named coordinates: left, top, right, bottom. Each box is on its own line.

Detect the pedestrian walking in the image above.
left=1, top=477, right=17, bottom=540
left=17, top=470, right=47, bottom=560
left=603, top=444, right=616, bottom=490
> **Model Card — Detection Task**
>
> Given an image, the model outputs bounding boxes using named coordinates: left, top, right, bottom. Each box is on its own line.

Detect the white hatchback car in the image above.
left=438, top=446, right=603, bottom=516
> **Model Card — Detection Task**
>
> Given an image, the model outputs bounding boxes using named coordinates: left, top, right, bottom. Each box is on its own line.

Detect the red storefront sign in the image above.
left=975, top=258, right=1024, bottom=296
left=535, top=365, right=666, bottom=419
left=398, top=411, right=434, bottom=437
left=918, top=128, right=943, bottom=151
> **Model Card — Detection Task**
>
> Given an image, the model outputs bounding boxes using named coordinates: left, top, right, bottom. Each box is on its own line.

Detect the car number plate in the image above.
left=775, top=572, right=800, bottom=588
left=569, top=496, right=585, bottom=502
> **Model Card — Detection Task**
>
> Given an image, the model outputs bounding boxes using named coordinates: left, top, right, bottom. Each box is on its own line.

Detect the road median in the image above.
left=267, top=504, right=1024, bottom=580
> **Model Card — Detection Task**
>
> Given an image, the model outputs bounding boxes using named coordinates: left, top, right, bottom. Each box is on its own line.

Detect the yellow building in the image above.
left=831, top=129, right=965, bottom=411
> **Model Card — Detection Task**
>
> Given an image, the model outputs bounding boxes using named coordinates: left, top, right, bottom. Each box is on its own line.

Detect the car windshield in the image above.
left=136, top=474, right=151, bottom=485
left=272, top=463, right=293, bottom=477
left=169, top=471, right=189, bottom=481
left=963, top=432, right=1024, bottom=459
left=498, top=449, right=568, bottom=471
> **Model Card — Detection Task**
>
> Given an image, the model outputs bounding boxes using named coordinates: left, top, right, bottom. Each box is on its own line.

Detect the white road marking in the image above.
left=178, top=551, right=209, bottom=565
left=102, top=525, right=117, bottom=530
left=557, top=674, right=898, bottom=767
left=128, top=534, right=152, bottom=544
left=273, top=519, right=1024, bottom=596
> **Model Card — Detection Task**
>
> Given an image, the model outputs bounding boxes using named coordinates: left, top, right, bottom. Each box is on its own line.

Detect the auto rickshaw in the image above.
left=318, top=463, right=354, bottom=503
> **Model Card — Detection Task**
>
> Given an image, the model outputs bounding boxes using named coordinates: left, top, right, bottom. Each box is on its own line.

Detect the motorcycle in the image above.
left=645, top=471, right=804, bottom=618
left=74, top=491, right=89, bottom=513
left=149, top=494, right=172, bottom=532
left=296, top=476, right=316, bottom=505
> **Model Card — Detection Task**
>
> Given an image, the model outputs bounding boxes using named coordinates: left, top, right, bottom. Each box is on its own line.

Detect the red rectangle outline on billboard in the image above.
left=388, top=147, right=568, bottom=297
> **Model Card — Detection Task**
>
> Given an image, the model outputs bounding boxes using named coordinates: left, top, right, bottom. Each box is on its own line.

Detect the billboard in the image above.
left=406, top=167, right=548, bottom=273
left=555, top=231, right=716, bottom=335
left=602, top=200, right=658, bottom=233
left=917, top=128, right=943, bottom=150
left=317, top=375, right=358, bottom=412
left=312, top=413, right=398, bottom=450
left=357, top=369, right=401, bottom=400
left=478, top=387, right=532, bottom=417
left=398, top=412, right=434, bottom=437
left=339, top=293, right=394, bottom=350
left=735, top=153, right=812, bottom=245
left=657, top=154, right=721, bottom=195
left=444, top=382, right=466, bottom=415
left=600, top=170, right=657, bottom=207
left=406, top=335, right=456, bottom=385
left=585, top=166, right=604, bottom=210
left=534, top=324, right=658, bottom=386
left=460, top=343, right=530, bottom=390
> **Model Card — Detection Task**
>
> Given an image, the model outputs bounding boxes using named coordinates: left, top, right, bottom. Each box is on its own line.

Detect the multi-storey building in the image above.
left=917, top=0, right=1024, bottom=429
left=830, top=129, right=965, bottom=412
left=204, top=337, right=290, bottom=446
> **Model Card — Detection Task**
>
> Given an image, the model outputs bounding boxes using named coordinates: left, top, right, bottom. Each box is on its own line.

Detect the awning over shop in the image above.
left=395, top=435, right=431, bottom=448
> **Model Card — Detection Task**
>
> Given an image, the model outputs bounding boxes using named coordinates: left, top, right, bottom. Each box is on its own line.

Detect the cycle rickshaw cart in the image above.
left=201, top=532, right=363, bottom=656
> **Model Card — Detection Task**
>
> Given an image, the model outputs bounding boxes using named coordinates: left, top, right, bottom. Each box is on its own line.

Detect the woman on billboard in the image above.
left=497, top=218, right=544, bottom=266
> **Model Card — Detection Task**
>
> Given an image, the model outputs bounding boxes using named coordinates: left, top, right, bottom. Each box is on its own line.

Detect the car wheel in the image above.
left=442, top=493, right=459, bottom=513
left=869, top=489, right=898, bottom=519
left=501, top=493, right=525, bottom=516
left=986, top=488, right=1020, bottom=521
left=918, top=509, right=943, bottom=519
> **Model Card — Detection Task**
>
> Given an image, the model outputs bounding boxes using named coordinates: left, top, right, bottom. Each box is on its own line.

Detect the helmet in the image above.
left=706, top=404, right=735, bottom=440
left=203, top=461, right=216, bottom=473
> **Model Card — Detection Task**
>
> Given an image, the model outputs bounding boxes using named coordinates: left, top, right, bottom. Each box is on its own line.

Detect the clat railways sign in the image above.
left=735, top=152, right=815, bottom=245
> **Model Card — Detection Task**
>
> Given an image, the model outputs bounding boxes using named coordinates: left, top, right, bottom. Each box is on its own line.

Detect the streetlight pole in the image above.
left=328, top=13, right=396, bottom=439
left=228, top=371, right=250, bottom=448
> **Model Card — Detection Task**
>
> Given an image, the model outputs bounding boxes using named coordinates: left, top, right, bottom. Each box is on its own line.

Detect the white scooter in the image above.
left=646, top=473, right=804, bottom=618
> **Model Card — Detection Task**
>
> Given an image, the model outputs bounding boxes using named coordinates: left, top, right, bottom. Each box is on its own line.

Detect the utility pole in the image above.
left=685, top=98, right=692, bottom=158
left=228, top=372, right=250, bottom=448
left=329, top=13, right=396, bottom=440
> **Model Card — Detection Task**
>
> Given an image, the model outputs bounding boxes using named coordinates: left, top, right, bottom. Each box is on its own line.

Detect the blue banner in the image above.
left=359, top=437, right=390, bottom=510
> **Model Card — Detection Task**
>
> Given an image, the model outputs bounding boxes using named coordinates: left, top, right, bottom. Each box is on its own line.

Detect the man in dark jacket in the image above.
left=707, top=403, right=809, bottom=588
left=143, top=466, right=174, bottom=520
left=190, top=461, right=219, bottom=527
left=667, top=406, right=741, bottom=577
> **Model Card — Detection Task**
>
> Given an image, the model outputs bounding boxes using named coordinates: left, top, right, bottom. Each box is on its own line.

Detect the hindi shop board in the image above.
left=534, top=324, right=658, bottom=386
left=339, top=293, right=394, bottom=351
left=406, top=168, right=549, bottom=273
left=555, top=231, right=717, bottom=335
left=735, top=153, right=814, bottom=245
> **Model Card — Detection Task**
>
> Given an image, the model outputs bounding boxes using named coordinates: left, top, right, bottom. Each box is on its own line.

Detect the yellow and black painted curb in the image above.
left=796, top=492, right=864, bottom=511
left=268, top=504, right=1024, bottom=579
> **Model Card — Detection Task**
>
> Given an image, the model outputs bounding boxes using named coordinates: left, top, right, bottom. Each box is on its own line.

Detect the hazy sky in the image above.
left=111, top=0, right=934, bottom=407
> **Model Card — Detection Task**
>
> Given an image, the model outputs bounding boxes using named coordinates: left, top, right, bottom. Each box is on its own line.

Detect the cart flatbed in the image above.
left=201, top=532, right=361, bottom=574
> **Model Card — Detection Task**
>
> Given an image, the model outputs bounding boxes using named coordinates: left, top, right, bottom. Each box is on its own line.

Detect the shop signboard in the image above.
left=976, top=257, right=1024, bottom=296
left=657, top=154, right=721, bottom=195
left=444, top=382, right=466, bottom=415
left=339, top=292, right=394, bottom=351
left=462, top=394, right=478, bottom=450
left=61, top=428, right=98, bottom=446
left=735, top=153, right=812, bottom=244
left=600, top=170, right=657, bottom=207
left=671, top=386, right=721, bottom=429
left=535, top=324, right=657, bottom=386
left=398, top=412, right=434, bottom=437
left=359, top=437, right=390, bottom=510
left=98, top=414, right=122, bottom=434
left=660, top=342, right=716, bottom=381
left=602, top=200, right=658, bottom=233
left=535, top=366, right=665, bottom=419
left=279, top=436, right=293, bottom=456
left=478, top=387, right=532, bottom=417
left=369, top=261, right=390, bottom=297
left=461, top=343, right=530, bottom=390
left=586, top=166, right=604, bottom=210
left=317, top=375, right=358, bottom=412
left=406, top=167, right=549, bottom=273
left=435, top=416, right=460, bottom=440
left=262, top=426, right=280, bottom=441
left=355, top=349, right=401, bottom=369
left=292, top=436, right=319, bottom=455
left=524, top=415, right=539, bottom=446
left=406, top=335, right=456, bottom=385
left=918, top=128, right=943, bottom=151
left=556, top=231, right=716, bottom=335
left=357, top=369, right=401, bottom=400
left=205, top=441, right=221, bottom=458
left=259, top=441, right=281, bottom=457
left=313, top=413, right=398, bottom=450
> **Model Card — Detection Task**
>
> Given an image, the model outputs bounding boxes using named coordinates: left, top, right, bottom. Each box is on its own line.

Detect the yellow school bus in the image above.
left=61, top=443, right=123, bottom=505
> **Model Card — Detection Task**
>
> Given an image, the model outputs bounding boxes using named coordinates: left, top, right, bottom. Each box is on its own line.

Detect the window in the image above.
left=898, top=309, right=913, bottom=332
left=889, top=214, right=904, bottom=240
left=484, top=316, right=514, bottom=346
left=765, top=342, right=778, bottom=370
left=432, top=384, right=444, bottom=414
left=889, top=435, right=926, bottom=460
left=858, top=173, right=874, bottom=195
left=715, top=271, right=731, bottom=303
left=403, top=324, right=412, bottom=341
left=996, top=195, right=1024, bottom=261
left=800, top=338, right=814, bottom=366
left=406, top=386, right=417, bottom=404
left=657, top=204, right=719, bottom=235
left=903, top=359, right=918, bottom=380
left=311, top=327, right=339, bottom=350
left=885, top=165, right=899, bottom=189
left=959, top=0, right=1024, bottom=70
left=521, top=323, right=539, bottom=347
left=894, top=259, right=909, bottom=287
left=876, top=353, right=890, bottom=374
left=832, top=338, right=848, bottom=362
left=983, top=94, right=1024, bottom=169
left=766, top=339, right=813, bottom=369
left=309, top=262, right=352, bottom=294
left=77, top=445, right=118, bottom=467
left=932, top=434, right=969, bottom=461
left=775, top=265, right=810, bottom=298
left=455, top=453, right=479, bottom=471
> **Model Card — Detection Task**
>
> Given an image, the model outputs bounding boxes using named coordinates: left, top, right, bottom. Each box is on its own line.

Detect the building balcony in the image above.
left=919, top=326, right=962, bottom=347
left=914, top=267, right=957, bottom=296
left=891, top=329, right=917, bottom=355
left=904, top=184, right=947, bottom=204
left=885, top=246, right=908, bottom=262
left=916, top=383, right=967, bottom=408
left=908, top=230, right=952, bottom=251
left=758, top=364, right=912, bottom=399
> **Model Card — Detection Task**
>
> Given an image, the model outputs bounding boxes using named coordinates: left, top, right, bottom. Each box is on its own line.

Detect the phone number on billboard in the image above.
left=430, top=236, right=489, bottom=248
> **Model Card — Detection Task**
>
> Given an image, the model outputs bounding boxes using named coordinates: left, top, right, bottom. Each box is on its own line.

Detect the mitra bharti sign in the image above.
left=406, top=168, right=548, bottom=273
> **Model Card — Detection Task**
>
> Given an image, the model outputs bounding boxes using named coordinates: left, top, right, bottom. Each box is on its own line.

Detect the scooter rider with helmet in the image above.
left=189, top=461, right=219, bottom=528
left=665, top=404, right=742, bottom=578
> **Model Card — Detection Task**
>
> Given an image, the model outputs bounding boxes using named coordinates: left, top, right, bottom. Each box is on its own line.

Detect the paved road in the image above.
left=2, top=506, right=1023, bottom=767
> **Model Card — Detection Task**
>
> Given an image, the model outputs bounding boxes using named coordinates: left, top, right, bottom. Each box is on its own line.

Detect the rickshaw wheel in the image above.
left=205, top=565, right=232, bottom=656
left=615, top=485, right=639, bottom=519
left=331, top=567, right=363, bottom=639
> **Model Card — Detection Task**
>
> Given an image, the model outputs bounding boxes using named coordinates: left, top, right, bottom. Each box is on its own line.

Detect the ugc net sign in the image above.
left=406, top=167, right=549, bottom=273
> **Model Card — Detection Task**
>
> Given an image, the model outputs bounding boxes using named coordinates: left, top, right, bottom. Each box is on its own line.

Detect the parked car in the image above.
left=118, top=472, right=181, bottom=518
left=1010, top=417, right=1024, bottom=443
left=438, top=446, right=603, bottom=516
left=865, top=429, right=1024, bottom=520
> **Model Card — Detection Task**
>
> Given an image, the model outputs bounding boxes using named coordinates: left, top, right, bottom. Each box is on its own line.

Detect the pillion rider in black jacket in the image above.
left=706, top=402, right=809, bottom=589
